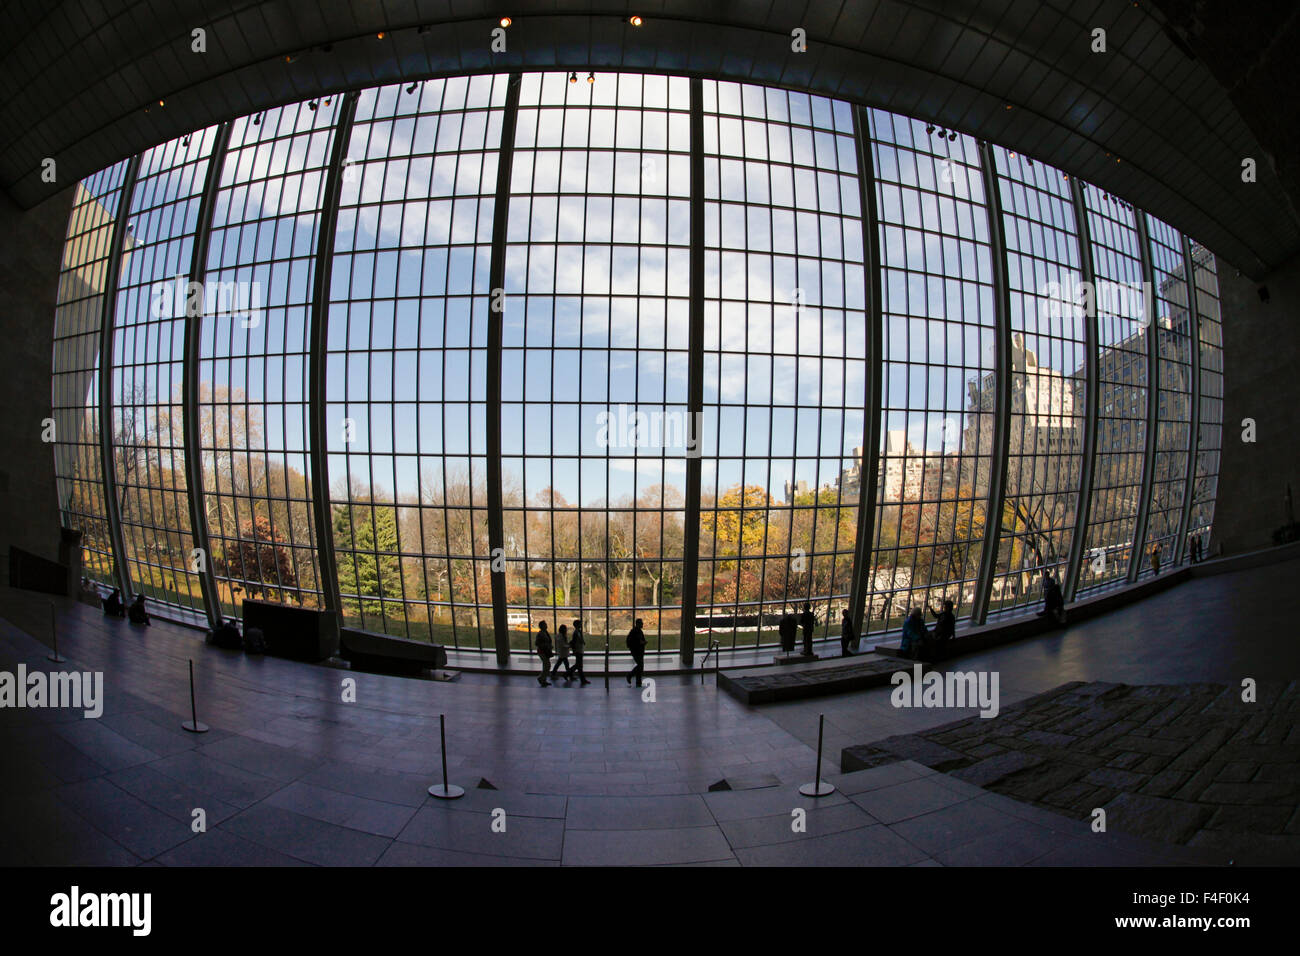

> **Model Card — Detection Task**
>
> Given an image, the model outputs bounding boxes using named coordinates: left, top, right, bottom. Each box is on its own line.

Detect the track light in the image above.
left=406, top=82, right=419, bottom=94
left=569, top=71, right=577, bottom=84
left=629, top=15, right=643, bottom=26
left=936, top=128, right=945, bottom=138
left=253, top=112, right=263, bottom=126
left=376, top=31, right=385, bottom=39
left=947, top=131, right=956, bottom=141
left=284, top=54, right=295, bottom=63
left=182, top=134, right=190, bottom=147
left=925, top=124, right=934, bottom=134
left=499, top=16, right=512, bottom=27
left=308, top=99, right=319, bottom=111
left=587, top=72, right=595, bottom=84
left=158, top=98, right=165, bottom=107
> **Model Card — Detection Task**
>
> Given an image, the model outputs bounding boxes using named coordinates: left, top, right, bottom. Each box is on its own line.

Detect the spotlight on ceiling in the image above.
left=406, top=82, right=419, bottom=94
left=253, top=112, right=263, bottom=126
left=284, top=54, right=295, bottom=64
left=925, top=124, right=934, bottom=134
left=182, top=134, right=190, bottom=147
left=308, top=99, right=319, bottom=111
left=587, top=72, right=595, bottom=84
left=947, top=131, right=956, bottom=141
left=936, top=128, right=945, bottom=138
left=158, top=98, right=165, bottom=107
left=376, top=31, right=386, bottom=39
left=629, top=15, right=644, bottom=26
left=1025, top=157, right=1032, bottom=166
left=569, top=71, right=577, bottom=84
left=500, top=17, right=512, bottom=27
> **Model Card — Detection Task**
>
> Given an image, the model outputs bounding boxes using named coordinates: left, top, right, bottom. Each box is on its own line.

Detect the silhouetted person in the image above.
left=900, top=607, right=928, bottom=660
left=1189, top=535, right=1202, bottom=564
left=800, top=602, right=815, bottom=656
left=840, top=609, right=856, bottom=657
left=625, top=618, right=647, bottom=687
left=1150, top=543, right=1161, bottom=576
left=536, top=621, right=553, bottom=687
left=1037, top=571, right=1065, bottom=625
left=778, top=612, right=797, bottom=654
left=127, top=593, right=151, bottom=626
left=212, top=618, right=241, bottom=648
left=928, top=600, right=955, bottom=658
left=551, top=624, right=574, bottom=681
left=102, top=588, right=125, bottom=617
left=570, top=619, right=590, bottom=685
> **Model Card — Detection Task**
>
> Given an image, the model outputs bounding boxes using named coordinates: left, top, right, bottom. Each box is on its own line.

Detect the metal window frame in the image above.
left=485, top=72, right=523, bottom=666
left=308, top=92, right=360, bottom=633
left=846, top=105, right=883, bottom=638
left=1062, top=176, right=1100, bottom=602
left=96, top=153, right=142, bottom=600
left=970, top=140, right=1012, bottom=625
left=1172, top=232, right=1203, bottom=566
left=181, top=121, right=233, bottom=629
left=1128, top=211, right=1161, bottom=583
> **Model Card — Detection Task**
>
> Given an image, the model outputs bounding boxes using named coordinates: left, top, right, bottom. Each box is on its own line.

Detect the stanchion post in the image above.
left=604, top=637, right=609, bottom=693
left=181, top=659, right=209, bottom=733
left=798, top=713, right=835, bottom=797
left=428, top=713, right=465, bottom=799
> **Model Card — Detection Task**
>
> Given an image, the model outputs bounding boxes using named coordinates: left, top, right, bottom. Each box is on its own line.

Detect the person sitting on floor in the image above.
left=927, top=600, right=956, bottom=659
left=127, top=593, right=151, bottom=626
left=211, top=618, right=242, bottom=649
left=102, top=588, right=125, bottom=617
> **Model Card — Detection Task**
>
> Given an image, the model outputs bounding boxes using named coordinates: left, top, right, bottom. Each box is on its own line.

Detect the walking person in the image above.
left=799, top=602, right=815, bottom=657
left=570, top=619, right=590, bottom=685
left=535, top=620, right=553, bottom=687
left=839, top=608, right=857, bottom=657
left=625, top=618, right=647, bottom=687
left=551, top=623, right=575, bottom=681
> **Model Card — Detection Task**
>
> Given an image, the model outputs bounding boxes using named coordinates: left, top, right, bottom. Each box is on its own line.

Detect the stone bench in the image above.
left=340, top=628, right=448, bottom=677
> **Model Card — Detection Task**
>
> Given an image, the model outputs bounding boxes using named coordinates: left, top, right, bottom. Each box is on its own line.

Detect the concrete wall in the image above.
left=0, top=187, right=75, bottom=572
left=1212, top=252, right=1300, bottom=555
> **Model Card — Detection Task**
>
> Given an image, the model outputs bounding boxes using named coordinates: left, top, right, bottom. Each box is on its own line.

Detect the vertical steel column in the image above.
left=1172, top=233, right=1202, bottom=565
left=678, top=77, right=706, bottom=667
left=308, top=92, right=359, bottom=635
left=97, top=154, right=142, bottom=600
left=969, top=141, right=1012, bottom=625
left=846, top=106, right=883, bottom=637
left=181, top=122, right=232, bottom=630
left=485, top=73, right=523, bottom=667
left=1062, top=178, right=1100, bottom=602
left=1128, top=211, right=1161, bottom=583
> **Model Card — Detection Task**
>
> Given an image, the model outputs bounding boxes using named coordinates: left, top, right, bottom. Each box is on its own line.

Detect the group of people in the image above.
left=899, top=600, right=956, bottom=660
left=533, top=618, right=594, bottom=687
left=101, top=587, right=151, bottom=626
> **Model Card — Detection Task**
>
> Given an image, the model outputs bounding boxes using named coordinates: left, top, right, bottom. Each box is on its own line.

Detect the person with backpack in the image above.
left=535, top=621, right=553, bottom=687
left=551, top=623, right=575, bottom=682
left=570, top=619, right=590, bottom=686
left=625, top=618, right=647, bottom=687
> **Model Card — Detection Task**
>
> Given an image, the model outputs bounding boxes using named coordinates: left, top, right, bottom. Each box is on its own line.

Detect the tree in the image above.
left=333, top=500, right=403, bottom=624
left=214, top=514, right=299, bottom=604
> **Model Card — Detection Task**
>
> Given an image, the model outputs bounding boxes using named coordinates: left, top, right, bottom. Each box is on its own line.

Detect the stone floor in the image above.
left=844, top=680, right=1300, bottom=864
left=0, top=555, right=1295, bottom=866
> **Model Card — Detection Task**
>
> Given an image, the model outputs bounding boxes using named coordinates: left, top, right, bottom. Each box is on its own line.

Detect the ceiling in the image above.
left=1, top=0, right=1295, bottom=278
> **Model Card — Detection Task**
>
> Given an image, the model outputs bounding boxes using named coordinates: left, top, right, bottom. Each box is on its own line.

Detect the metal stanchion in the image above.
left=428, top=713, right=465, bottom=799
left=798, top=713, right=835, bottom=797
left=604, top=637, right=609, bottom=693
left=181, top=659, right=209, bottom=733
left=47, top=603, right=66, bottom=663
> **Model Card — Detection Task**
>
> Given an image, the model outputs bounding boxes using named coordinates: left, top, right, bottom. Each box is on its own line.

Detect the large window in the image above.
left=53, top=70, right=1228, bottom=655
left=327, top=77, right=504, bottom=646
left=110, top=131, right=219, bottom=617
left=1077, top=189, right=1147, bottom=593
left=52, top=161, right=132, bottom=587
left=503, top=72, right=690, bottom=650
left=696, top=81, right=866, bottom=649
left=865, top=110, right=994, bottom=631
left=988, top=152, right=1087, bottom=615
left=1140, top=214, right=1194, bottom=575
left=203, top=103, right=338, bottom=618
